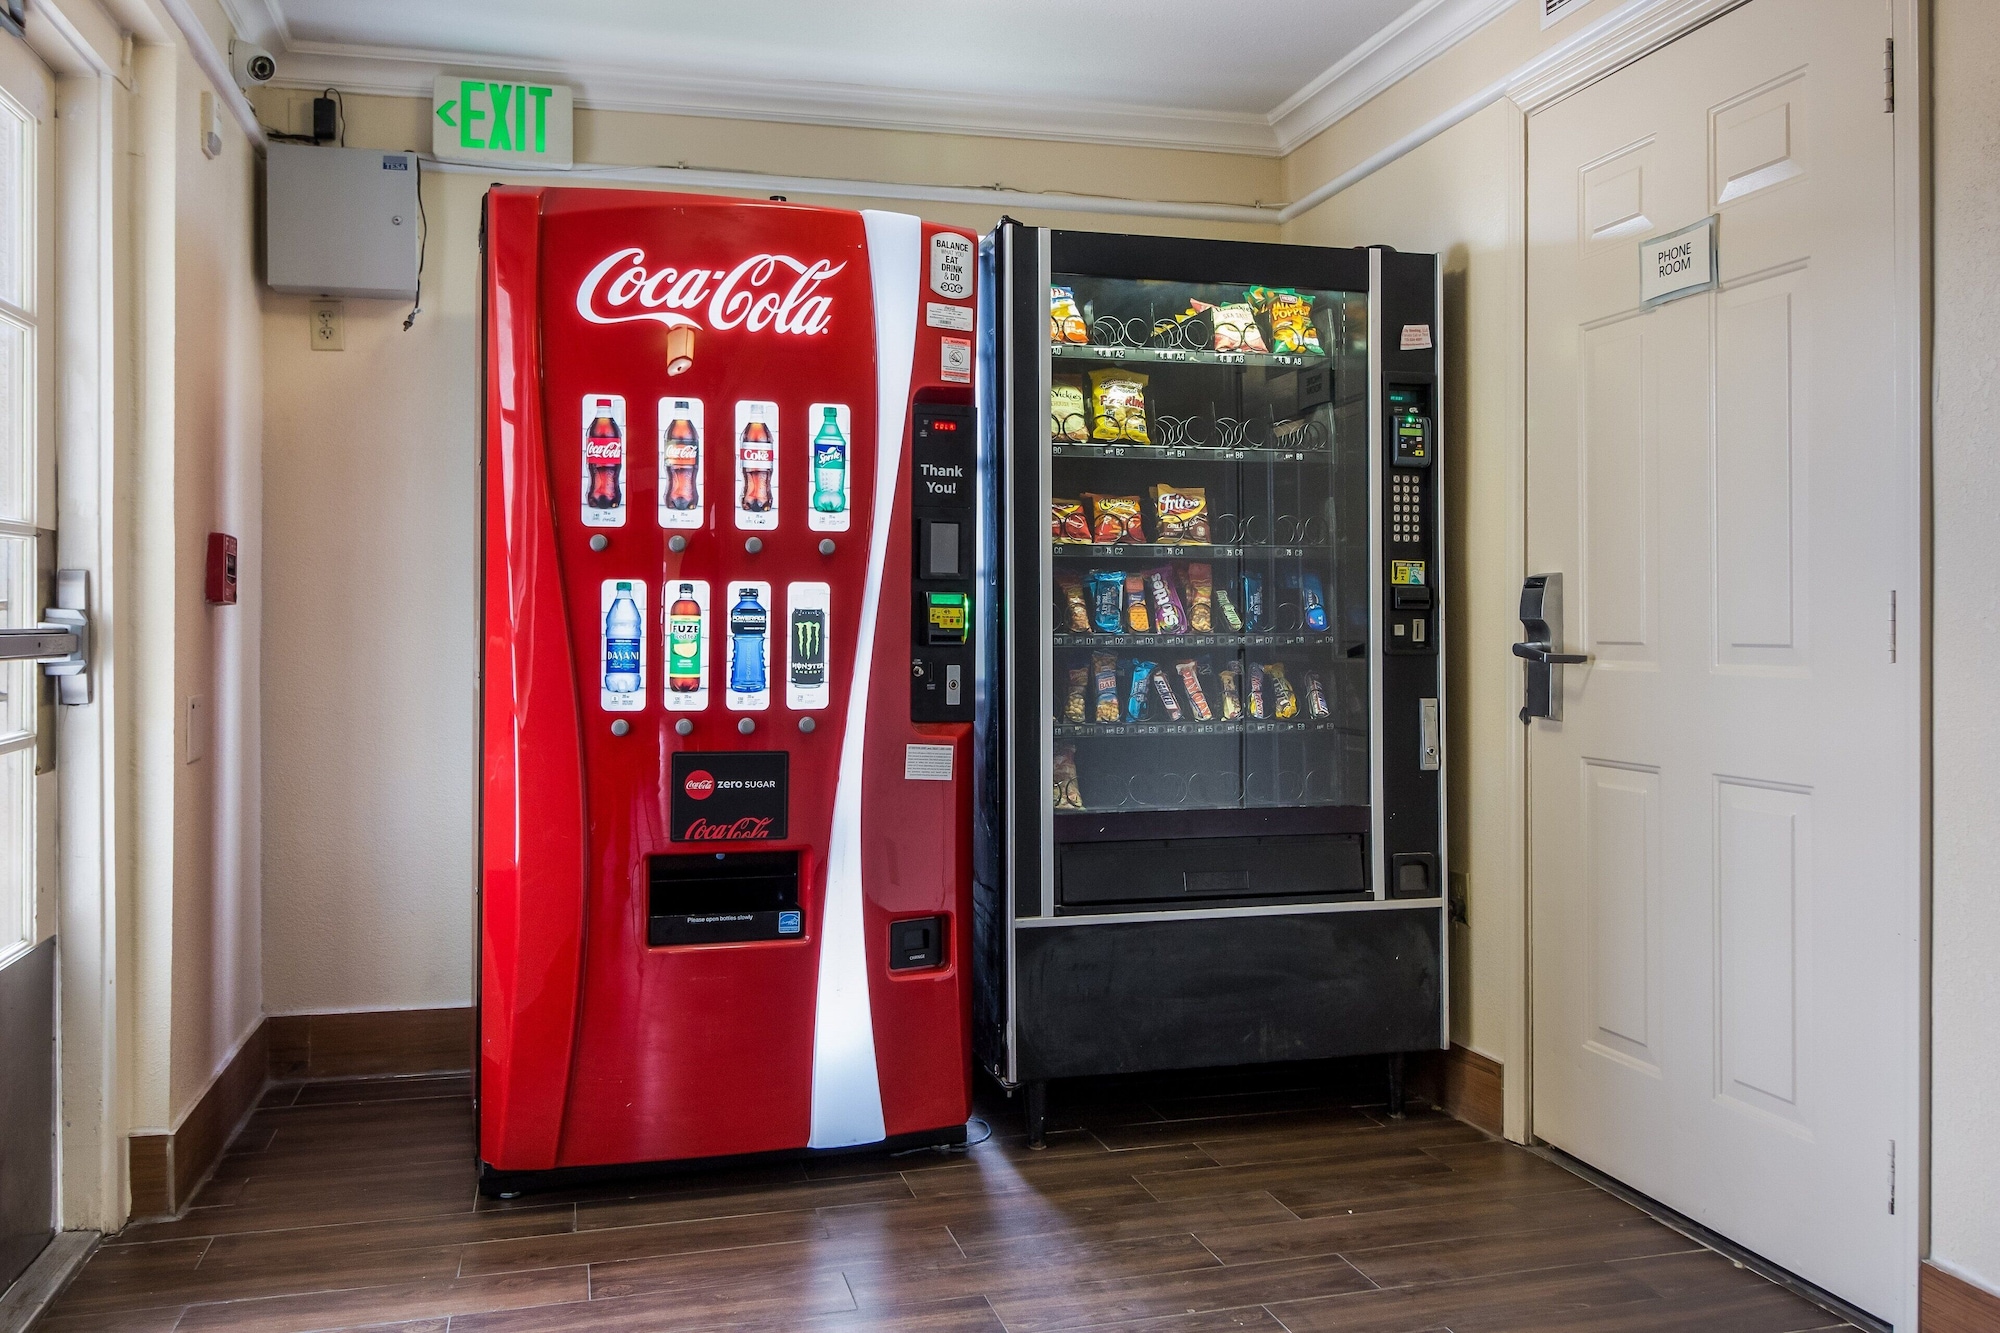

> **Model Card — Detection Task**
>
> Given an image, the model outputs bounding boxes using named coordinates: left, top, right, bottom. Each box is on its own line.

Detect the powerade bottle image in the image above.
left=812, top=406, right=847, bottom=513
left=668, top=583, right=702, bottom=694
left=605, top=582, right=642, bottom=697
left=728, top=585, right=768, bottom=695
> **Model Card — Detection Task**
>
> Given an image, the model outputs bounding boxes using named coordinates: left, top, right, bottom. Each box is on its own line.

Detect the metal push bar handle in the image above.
left=0, top=625, right=80, bottom=660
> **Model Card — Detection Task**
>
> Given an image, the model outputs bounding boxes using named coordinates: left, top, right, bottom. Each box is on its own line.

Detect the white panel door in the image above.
left=1526, top=0, right=1912, bottom=1321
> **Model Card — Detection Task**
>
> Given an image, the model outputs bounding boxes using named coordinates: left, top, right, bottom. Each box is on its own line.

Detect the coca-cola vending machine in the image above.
left=479, top=187, right=980, bottom=1188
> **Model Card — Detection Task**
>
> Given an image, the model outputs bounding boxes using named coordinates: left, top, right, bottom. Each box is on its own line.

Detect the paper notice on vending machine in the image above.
left=658, top=397, right=705, bottom=531
left=805, top=403, right=851, bottom=533
left=724, top=580, right=773, bottom=712
left=600, top=579, right=646, bottom=712
left=581, top=394, right=628, bottom=528
left=786, top=583, right=831, bottom=711
left=663, top=578, right=711, bottom=712
left=733, top=401, right=779, bottom=531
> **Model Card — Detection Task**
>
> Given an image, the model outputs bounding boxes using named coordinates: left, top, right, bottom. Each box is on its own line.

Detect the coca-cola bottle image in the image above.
left=740, top=419, right=774, bottom=513
left=585, top=399, right=623, bottom=510
left=663, top=407, right=700, bottom=511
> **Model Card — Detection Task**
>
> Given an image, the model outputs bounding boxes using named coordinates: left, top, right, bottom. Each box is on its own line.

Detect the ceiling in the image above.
left=222, top=0, right=1518, bottom=155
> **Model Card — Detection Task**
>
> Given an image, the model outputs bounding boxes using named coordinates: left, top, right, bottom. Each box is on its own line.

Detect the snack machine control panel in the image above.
left=910, top=402, right=976, bottom=720
left=1386, top=383, right=1436, bottom=656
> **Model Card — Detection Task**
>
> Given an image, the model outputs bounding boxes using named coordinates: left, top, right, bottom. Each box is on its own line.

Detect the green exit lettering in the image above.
left=447, top=80, right=554, bottom=154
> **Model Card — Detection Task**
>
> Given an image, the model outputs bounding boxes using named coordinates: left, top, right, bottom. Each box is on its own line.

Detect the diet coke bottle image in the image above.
left=580, top=394, right=627, bottom=528
left=734, top=401, right=778, bottom=530
left=657, top=397, right=704, bottom=531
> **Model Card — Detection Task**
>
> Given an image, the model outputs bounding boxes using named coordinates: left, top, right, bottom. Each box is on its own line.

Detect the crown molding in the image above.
left=1269, top=0, right=1518, bottom=154
left=1505, top=0, right=1749, bottom=111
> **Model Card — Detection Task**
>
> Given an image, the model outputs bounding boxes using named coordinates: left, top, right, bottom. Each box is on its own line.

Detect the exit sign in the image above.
left=432, top=75, right=574, bottom=169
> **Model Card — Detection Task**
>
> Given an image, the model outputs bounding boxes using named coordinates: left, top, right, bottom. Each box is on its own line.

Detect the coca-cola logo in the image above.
left=682, top=770, right=715, bottom=800
left=577, top=248, right=845, bottom=337
left=583, top=439, right=622, bottom=460
left=683, top=815, right=775, bottom=841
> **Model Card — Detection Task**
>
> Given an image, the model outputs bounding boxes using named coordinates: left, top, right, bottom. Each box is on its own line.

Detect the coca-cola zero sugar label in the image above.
left=734, top=400, right=779, bottom=531
left=657, top=397, right=705, bottom=531
left=669, top=751, right=788, bottom=842
left=581, top=394, right=627, bottom=527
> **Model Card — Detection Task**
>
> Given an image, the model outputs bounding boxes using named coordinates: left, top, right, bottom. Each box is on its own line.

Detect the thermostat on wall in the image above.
left=264, top=143, right=419, bottom=300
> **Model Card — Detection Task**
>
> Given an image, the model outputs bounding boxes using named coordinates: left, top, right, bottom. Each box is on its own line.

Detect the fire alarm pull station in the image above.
left=206, top=533, right=238, bottom=605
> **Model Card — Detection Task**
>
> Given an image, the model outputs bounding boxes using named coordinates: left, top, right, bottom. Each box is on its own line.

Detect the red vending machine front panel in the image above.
left=481, top=188, right=977, bottom=1173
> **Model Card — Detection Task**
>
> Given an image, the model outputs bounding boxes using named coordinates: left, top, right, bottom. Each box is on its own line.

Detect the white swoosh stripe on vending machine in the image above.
left=809, top=210, right=919, bottom=1150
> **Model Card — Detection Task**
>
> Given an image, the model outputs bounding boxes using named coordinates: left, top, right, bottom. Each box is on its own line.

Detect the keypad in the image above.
left=1391, top=471, right=1423, bottom=545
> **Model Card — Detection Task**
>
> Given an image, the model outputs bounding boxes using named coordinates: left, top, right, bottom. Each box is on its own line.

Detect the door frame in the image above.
left=1509, top=0, right=1929, bottom=1326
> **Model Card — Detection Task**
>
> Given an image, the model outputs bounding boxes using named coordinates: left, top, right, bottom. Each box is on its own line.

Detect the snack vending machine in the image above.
left=480, top=187, right=980, bottom=1188
left=976, top=227, right=1445, bottom=1139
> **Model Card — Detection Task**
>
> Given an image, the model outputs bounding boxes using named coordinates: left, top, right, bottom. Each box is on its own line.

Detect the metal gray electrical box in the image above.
left=264, top=143, right=419, bottom=299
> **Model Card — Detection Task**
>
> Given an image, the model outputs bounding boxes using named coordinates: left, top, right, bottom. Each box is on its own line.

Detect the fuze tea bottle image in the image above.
left=726, top=582, right=771, bottom=710
left=658, top=397, right=704, bottom=530
left=600, top=580, right=645, bottom=711
left=581, top=395, right=627, bottom=528
left=807, top=403, right=851, bottom=533
left=668, top=583, right=703, bottom=694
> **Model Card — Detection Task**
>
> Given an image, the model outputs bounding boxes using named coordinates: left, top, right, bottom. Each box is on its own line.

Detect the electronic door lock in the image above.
left=1516, top=572, right=1584, bottom=722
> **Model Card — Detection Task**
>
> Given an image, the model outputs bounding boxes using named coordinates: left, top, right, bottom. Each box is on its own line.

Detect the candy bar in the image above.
left=1092, top=652, right=1120, bottom=723
left=1176, top=660, right=1212, bottom=721
left=1146, top=566, right=1188, bottom=635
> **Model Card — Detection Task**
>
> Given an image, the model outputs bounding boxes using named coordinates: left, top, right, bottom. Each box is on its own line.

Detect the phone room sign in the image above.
left=433, top=75, right=574, bottom=169
left=1639, top=216, right=1718, bottom=308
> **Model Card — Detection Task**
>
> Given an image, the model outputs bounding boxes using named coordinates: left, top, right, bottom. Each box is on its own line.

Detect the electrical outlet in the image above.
left=184, top=694, right=207, bottom=765
left=309, top=300, right=344, bottom=351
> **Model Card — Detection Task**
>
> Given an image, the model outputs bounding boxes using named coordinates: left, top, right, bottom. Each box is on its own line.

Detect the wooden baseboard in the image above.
left=265, top=1006, right=474, bottom=1080
left=127, top=1022, right=268, bottom=1219
left=1408, top=1042, right=1504, bottom=1137
left=1923, top=1262, right=2000, bottom=1333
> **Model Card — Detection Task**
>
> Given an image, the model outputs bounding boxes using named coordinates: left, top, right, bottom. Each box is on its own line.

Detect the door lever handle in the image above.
left=1512, top=642, right=1587, bottom=665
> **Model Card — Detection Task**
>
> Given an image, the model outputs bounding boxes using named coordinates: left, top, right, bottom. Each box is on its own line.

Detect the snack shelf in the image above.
left=1051, top=344, right=1315, bottom=369
left=1051, top=441, right=1326, bottom=463
left=1053, top=632, right=1326, bottom=649
left=1054, top=720, right=1342, bottom=738
left=1051, top=543, right=1325, bottom=560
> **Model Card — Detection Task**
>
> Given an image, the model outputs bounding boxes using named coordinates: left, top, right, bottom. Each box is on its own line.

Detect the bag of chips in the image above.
left=1146, top=567, right=1187, bottom=635
left=1057, top=573, right=1091, bottom=632
left=1181, top=563, right=1214, bottom=633
left=1092, top=653, right=1120, bottom=723
left=1176, top=660, right=1212, bottom=721
left=1088, top=368, right=1150, bottom=444
left=1209, top=302, right=1267, bottom=353
left=1151, top=303, right=1207, bottom=348
left=1050, top=286, right=1087, bottom=345
left=1245, top=287, right=1323, bottom=356
left=1151, top=669, right=1183, bottom=721
left=1086, top=493, right=1145, bottom=545
left=1148, top=485, right=1209, bottom=544
left=1051, top=375, right=1090, bottom=442
left=1085, top=571, right=1124, bottom=634
left=1124, top=573, right=1152, bottom=634
left=1054, top=744, right=1084, bottom=809
left=1065, top=665, right=1087, bottom=724
left=1052, top=497, right=1090, bottom=545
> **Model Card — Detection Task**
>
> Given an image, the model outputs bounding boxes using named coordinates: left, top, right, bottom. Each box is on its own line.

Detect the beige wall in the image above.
left=1283, top=96, right=1527, bottom=1140
left=250, top=89, right=1280, bottom=1017
left=1927, top=0, right=2000, bottom=1296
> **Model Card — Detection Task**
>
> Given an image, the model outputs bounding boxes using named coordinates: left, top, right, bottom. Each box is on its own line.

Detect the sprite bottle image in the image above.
left=668, top=583, right=702, bottom=694
left=811, top=406, right=847, bottom=514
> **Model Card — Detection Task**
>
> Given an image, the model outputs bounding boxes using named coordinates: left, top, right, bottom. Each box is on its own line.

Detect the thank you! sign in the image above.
left=432, top=75, right=574, bottom=168
left=1639, top=216, right=1717, bottom=307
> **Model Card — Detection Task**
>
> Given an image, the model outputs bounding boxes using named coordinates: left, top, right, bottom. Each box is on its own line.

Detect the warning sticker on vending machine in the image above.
left=733, top=401, right=779, bottom=531
left=581, top=394, right=627, bottom=528
left=941, top=337, right=971, bottom=384
left=658, top=397, right=705, bottom=531
left=723, top=580, right=773, bottom=712
left=805, top=403, right=851, bottom=533
left=663, top=578, right=711, bottom=712
left=785, top=582, right=831, bottom=712
left=600, top=578, right=646, bottom=711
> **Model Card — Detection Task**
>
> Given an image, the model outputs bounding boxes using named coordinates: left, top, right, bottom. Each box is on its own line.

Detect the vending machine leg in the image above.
left=1386, top=1053, right=1407, bottom=1120
left=1024, top=1081, right=1048, bottom=1150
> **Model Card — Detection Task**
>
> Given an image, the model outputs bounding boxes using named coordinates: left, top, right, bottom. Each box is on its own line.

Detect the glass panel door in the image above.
left=1046, top=274, right=1369, bottom=821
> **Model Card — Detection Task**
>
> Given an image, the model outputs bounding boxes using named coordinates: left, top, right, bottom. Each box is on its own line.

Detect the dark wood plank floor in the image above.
left=41, top=1067, right=1857, bottom=1333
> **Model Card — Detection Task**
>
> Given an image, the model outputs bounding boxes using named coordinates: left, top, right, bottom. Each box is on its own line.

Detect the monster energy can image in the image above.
left=790, top=608, right=827, bottom=689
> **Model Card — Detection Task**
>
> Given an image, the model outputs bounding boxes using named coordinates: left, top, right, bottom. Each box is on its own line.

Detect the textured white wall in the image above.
left=1927, top=0, right=2000, bottom=1297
